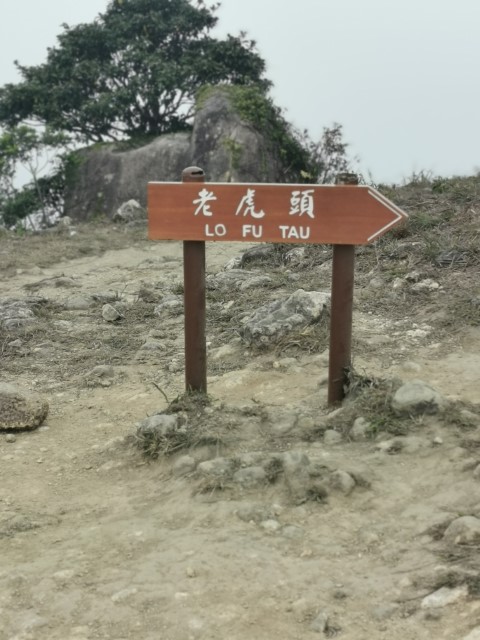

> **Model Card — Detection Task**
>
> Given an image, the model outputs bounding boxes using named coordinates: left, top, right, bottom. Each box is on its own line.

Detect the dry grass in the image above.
left=134, top=392, right=232, bottom=459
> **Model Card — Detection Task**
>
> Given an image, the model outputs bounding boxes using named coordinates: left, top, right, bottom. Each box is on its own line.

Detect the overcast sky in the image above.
left=1, top=0, right=479, bottom=184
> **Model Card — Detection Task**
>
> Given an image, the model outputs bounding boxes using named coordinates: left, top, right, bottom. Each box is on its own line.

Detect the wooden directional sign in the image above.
left=148, top=182, right=408, bottom=245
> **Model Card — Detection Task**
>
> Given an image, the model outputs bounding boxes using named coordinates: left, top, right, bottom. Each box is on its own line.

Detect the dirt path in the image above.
left=1, top=230, right=480, bottom=640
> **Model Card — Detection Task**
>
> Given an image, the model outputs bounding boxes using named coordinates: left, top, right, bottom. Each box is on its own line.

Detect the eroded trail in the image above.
left=1, top=229, right=480, bottom=640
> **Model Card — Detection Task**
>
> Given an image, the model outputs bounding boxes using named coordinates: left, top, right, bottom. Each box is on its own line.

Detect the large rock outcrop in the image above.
left=65, top=89, right=284, bottom=221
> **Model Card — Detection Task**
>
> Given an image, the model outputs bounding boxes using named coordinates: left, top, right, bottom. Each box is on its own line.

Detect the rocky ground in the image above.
left=0, top=175, right=480, bottom=640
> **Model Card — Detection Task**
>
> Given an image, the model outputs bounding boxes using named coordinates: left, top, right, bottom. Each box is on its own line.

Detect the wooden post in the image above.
left=327, top=173, right=359, bottom=405
left=182, top=167, right=207, bottom=393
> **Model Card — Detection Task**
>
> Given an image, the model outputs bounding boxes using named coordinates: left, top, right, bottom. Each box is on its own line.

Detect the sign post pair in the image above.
left=148, top=168, right=408, bottom=405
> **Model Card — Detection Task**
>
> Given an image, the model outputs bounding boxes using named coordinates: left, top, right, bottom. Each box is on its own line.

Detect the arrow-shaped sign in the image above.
left=148, top=182, right=408, bottom=245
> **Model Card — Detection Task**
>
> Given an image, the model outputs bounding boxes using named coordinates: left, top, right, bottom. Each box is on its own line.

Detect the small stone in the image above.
left=350, top=417, right=370, bottom=441
left=329, top=470, right=356, bottom=495
left=102, top=303, right=123, bottom=322
left=54, top=276, right=79, bottom=288
left=186, top=566, right=196, bottom=578
left=433, top=436, right=443, bottom=445
left=460, top=410, right=480, bottom=426
left=240, top=289, right=330, bottom=348
left=323, top=429, right=342, bottom=445
left=421, top=585, right=468, bottom=609
left=461, top=458, right=478, bottom=472
left=260, top=519, right=281, bottom=533
left=140, top=339, right=167, bottom=351
left=236, top=505, right=274, bottom=524
left=84, top=365, right=115, bottom=386
left=310, top=612, right=330, bottom=633
left=111, top=587, right=138, bottom=603
left=154, top=295, right=183, bottom=315
left=443, top=516, right=480, bottom=545
left=239, top=275, right=273, bottom=291
left=52, top=569, right=76, bottom=582
left=375, top=439, right=403, bottom=454
left=137, top=413, right=179, bottom=437
left=64, top=296, right=93, bottom=310
left=0, top=383, right=49, bottom=431
left=411, top=279, right=440, bottom=292
left=197, top=457, right=235, bottom=479
left=113, top=199, right=145, bottom=223
left=5, top=434, right=16, bottom=443
left=233, top=466, right=267, bottom=489
left=296, top=416, right=315, bottom=431
left=392, top=277, right=405, bottom=290
left=391, top=379, right=446, bottom=415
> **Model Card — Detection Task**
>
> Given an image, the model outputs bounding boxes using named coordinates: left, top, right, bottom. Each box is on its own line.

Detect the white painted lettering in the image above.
left=299, top=226, right=311, bottom=240
left=205, top=223, right=227, bottom=238
left=278, top=225, right=311, bottom=240
left=242, top=224, right=263, bottom=239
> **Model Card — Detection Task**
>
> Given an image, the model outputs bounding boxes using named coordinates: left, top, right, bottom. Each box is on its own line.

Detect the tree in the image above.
left=300, top=123, right=353, bottom=184
left=0, top=126, right=69, bottom=226
left=0, top=0, right=270, bottom=143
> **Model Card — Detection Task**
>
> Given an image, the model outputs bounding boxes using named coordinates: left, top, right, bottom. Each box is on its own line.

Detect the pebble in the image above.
left=233, top=466, right=267, bottom=489
left=6, top=434, right=16, bottom=443
left=310, top=611, right=329, bottom=633
left=260, top=519, right=282, bottom=533
left=421, top=585, right=468, bottom=609
left=443, top=516, right=480, bottom=545
left=391, top=379, right=446, bottom=415
left=102, top=303, right=123, bottom=322
left=64, top=296, right=93, bottom=310
left=350, top=417, right=370, bottom=441
left=329, top=470, right=356, bottom=495
left=461, top=458, right=478, bottom=472
left=111, top=587, right=138, bottom=603
left=324, top=429, right=343, bottom=445
left=460, top=410, right=480, bottom=426
left=197, top=457, right=235, bottom=479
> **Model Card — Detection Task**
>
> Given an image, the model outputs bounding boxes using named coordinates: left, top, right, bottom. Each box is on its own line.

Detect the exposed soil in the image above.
left=1, top=176, right=480, bottom=640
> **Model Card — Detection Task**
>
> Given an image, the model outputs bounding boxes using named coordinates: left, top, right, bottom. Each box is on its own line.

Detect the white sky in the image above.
left=1, top=0, right=479, bottom=184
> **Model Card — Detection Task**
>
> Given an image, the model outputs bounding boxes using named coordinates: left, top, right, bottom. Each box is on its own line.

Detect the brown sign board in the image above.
left=148, top=182, right=408, bottom=245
